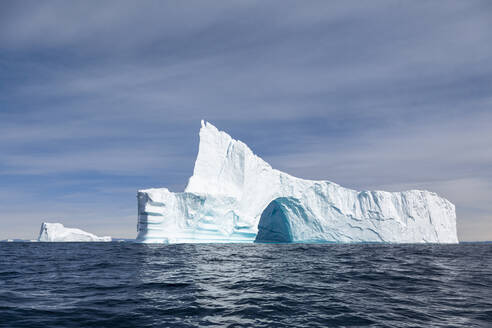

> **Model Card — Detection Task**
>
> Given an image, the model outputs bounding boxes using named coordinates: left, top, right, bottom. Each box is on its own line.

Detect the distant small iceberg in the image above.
left=38, top=222, right=112, bottom=242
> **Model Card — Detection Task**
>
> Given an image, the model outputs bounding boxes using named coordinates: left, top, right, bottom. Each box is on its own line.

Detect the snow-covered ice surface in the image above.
left=136, top=121, right=458, bottom=243
left=38, top=223, right=112, bottom=242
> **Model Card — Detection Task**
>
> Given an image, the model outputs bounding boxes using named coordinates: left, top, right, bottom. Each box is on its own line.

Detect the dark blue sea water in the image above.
left=0, top=243, right=491, bottom=327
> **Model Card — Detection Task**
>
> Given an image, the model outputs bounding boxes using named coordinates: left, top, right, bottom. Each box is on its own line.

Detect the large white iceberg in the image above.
left=38, top=222, right=112, bottom=242
left=136, top=121, right=458, bottom=243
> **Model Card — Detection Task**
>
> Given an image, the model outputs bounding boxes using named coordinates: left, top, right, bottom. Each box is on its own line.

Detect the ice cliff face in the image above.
left=256, top=187, right=457, bottom=243
left=38, top=223, right=112, bottom=242
left=136, top=121, right=458, bottom=243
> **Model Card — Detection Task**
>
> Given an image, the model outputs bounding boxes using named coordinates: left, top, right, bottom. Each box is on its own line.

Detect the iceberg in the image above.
left=136, top=121, right=458, bottom=243
left=38, top=222, right=112, bottom=242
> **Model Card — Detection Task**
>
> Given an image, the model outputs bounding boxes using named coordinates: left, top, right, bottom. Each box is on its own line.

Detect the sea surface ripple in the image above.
left=0, top=243, right=491, bottom=327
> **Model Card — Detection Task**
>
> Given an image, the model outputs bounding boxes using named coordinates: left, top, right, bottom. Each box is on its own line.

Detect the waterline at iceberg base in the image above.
left=136, top=121, right=458, bottom=244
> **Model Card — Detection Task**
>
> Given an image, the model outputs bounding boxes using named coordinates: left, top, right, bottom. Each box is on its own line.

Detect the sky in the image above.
left=1, top=1, right=491, bottom=241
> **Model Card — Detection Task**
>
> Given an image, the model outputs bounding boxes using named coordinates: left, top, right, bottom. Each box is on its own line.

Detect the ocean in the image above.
left=0, top=243, right=491, bottom=327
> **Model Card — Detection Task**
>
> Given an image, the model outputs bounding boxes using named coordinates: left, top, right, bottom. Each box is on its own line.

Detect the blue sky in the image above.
left=1, top=1, right=491, bottom=240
